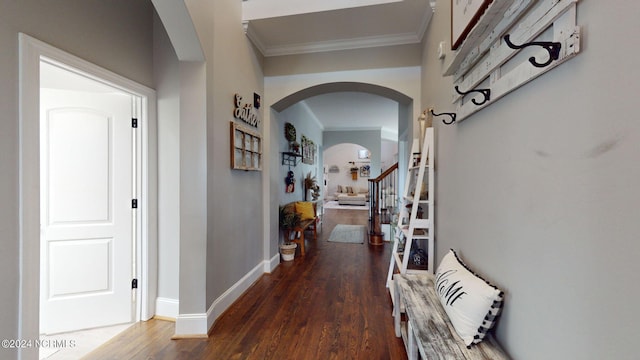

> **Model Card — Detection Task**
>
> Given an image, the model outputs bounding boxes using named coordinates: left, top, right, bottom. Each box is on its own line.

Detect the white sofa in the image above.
left=337, top=193, right=367, bottom=206
left=334, top=185, right=369, bottom=202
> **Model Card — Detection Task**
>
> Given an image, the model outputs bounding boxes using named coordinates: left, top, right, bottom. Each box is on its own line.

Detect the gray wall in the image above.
left=276, top=102, right=324, bottom=205
left=0, top=1, right=153, bottom=357
left=153, top=0, right=210, bottom=329
left=155, top=0, right=266, bottom=330
left=153, top=11, right=181, bottom=310
left=264, top=44, right=422, bottom=77
left=381, top=139, right=398, bottom=170
left=422, top=1, right=640, bottom=358
left=197, top=0, right=265, bottom=309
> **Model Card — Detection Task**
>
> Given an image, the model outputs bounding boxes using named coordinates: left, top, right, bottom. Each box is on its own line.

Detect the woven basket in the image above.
left=280, top=243, right=297, bottom=261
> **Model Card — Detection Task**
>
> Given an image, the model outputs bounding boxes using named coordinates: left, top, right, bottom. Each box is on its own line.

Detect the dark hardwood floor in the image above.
left=86, top=207, right=406, bottom=359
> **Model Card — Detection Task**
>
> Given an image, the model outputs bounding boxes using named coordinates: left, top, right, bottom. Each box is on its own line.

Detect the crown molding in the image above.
left=258, top=32, right=422, bottom=57
left=244, top=22, right=267, bottom=55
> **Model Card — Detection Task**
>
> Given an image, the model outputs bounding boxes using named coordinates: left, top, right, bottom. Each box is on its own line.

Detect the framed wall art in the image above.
left=360, top=165, right=370, bottom=178
left=451, top=0, right=493, bottom=50
left=301, top=135, right=315, bottom=165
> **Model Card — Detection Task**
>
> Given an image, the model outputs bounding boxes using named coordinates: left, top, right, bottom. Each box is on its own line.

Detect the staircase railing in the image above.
left=368, top=162, right=398, bottom=245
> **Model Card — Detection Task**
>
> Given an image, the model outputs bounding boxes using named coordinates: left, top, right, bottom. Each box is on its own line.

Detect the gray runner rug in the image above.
left=328, top=224, right=366, bottom=244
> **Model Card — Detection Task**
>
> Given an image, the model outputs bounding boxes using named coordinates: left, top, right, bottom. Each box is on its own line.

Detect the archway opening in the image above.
left=269, top=81, right=414, bottom=252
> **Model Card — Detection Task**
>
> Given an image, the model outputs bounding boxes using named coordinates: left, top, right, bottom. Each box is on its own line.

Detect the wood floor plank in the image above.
left=86, top=208, right=407, bottom=359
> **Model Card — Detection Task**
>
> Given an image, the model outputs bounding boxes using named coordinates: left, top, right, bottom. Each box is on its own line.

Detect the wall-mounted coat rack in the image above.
left=454, top=85, right=491, bottom=106
left=430, top=109, right=457, bottom=125
left=444, top=0, right=581, bottom=122
left=503, top=34, right=561, bottom=68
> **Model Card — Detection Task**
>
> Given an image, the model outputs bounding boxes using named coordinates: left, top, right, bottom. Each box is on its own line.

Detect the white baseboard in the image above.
left=206, top=261, right=265, bottom=331
left=265, top=253, right=280, bottom=273
left=175, top=312, right=208, bottom=337
left=155, top=297, right=179, bottom=319
left=174, top=257, right=278, bottom=336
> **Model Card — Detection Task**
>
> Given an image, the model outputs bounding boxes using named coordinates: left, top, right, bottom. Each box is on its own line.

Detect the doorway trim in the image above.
left=18, top=33, right=158, bottom=359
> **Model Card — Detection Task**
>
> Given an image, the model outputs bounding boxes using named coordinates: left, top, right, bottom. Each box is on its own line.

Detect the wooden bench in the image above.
left=393, top=274, right=510, bottom=360
left=281, top=201, right=318, bottom=256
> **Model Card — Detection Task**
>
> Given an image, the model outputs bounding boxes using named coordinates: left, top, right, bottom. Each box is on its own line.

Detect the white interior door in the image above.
left=39, top=62, right=136, bottom=334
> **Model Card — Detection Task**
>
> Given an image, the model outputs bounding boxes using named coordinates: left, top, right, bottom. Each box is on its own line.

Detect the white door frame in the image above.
left=18, top=33, right=158, bottom=360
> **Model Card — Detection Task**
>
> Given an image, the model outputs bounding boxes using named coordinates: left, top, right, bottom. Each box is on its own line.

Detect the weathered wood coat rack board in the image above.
left=444, top=0, right=581, bottom=122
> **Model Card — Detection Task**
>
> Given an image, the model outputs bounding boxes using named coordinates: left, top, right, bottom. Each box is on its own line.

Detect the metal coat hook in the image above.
left=430, top=109, right=457, bottom=125
left=454, top=86, right=491, bottom=106
left=503, top=34, right=561, bottom=68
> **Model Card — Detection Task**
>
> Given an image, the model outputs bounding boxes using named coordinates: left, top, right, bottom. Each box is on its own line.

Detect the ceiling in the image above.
left=302, top=92, right=400, bottom=139
left=243, top=0, right=434, bottom=139
left=243, top=0, right=434, bottom=57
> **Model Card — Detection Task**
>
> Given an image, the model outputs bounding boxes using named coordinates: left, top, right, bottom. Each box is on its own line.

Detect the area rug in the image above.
left=324, top=200, right=369, bottom=211
left=328, top=224, right=367, bottom=244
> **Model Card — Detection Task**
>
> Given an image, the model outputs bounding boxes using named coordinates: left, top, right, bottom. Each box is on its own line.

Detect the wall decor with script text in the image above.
left=233, top=93, right=260, bottom=127
left=230, top=121, right=262, bottom=171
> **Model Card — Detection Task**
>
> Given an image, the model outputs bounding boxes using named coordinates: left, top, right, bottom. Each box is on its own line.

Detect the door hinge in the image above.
left=132, top=118, right=138, bottom=128
left=132, top=278, right=138, bottom=289
left=132, top=199, right=138, bottom=209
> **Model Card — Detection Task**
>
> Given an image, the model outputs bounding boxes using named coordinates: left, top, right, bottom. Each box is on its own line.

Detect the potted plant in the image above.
left=303, top=172, right=321, bottom=201
left=279, top=205, right=300, bottom=261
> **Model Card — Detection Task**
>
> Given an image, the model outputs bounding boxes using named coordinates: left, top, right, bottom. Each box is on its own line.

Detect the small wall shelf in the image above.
left=281, top=152, right=301, bottom=167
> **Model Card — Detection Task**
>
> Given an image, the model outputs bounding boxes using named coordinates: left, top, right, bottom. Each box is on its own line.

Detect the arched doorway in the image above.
left=267, top=81, right=416, bottom=258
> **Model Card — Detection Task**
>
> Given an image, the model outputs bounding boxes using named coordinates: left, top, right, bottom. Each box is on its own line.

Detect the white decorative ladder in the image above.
left=386, top=127, right=435, bottom=288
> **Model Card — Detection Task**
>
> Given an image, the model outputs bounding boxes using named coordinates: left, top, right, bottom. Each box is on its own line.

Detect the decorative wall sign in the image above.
left=230, top=121, right=262, bottom=171
left=301, top=135, right=315, bottom=165
left=284, top=122, right=296, bottom=141
left=233, top=93, right=260, bottom=127
left=451, top=0, right=493, bottom=50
